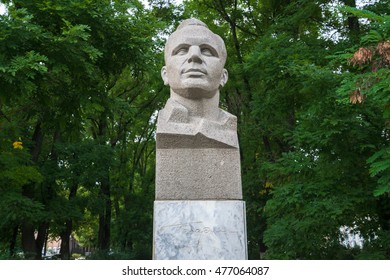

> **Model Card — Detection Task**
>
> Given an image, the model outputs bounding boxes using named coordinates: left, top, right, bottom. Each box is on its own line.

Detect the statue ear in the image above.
left=161, top=66, right=169, bottom=86
left=219, top=69, right=228, bottom=88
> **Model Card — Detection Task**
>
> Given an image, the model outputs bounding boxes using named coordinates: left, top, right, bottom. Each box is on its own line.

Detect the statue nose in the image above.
left=188, top=46, right=202, bottom=63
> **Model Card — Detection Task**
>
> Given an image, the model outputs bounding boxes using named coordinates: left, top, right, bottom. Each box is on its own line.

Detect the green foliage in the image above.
left=0, top=121, right=43, bottom=249
left=0, top=0, right=164, bottom=258
left=263, top=97, right=382, bottom=258
left=261, top=3, right=390, bottom=259
left=1, top=0, right=389, bottom=260
left=335, top=9, right=390, bottom=198
left=339, top=5, right=388, bottom=24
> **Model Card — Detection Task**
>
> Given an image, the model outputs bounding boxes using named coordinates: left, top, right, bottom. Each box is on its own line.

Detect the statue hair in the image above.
left=164, top=18, right=227, bottom=65
left=176, top=18, right=208, bottom=30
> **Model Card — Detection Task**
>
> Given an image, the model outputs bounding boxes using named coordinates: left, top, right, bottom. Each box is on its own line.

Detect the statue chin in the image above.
left=171, top=86, right=218, bottom=100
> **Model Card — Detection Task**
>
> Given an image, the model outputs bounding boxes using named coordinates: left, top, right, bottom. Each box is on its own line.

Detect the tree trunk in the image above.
left=96, top=117, right=111, bottom=252
left=21, top=223, right=36, bottom=259
left=343, top=0, right=360, bottom=42
left=35, top=223, right=48, bottom=260
left=42, top=231, right=48, bottom=257
left=30, top=122, right=44, bottom=163
left=60, top=183, right=77, bottom=259
left=60, top=221, right=72, bottom=260
left=97, top=178, right=111, bottom=251
left=21, top=122, right=44, bottom=259
left=9, top=225, right=18, bottom=258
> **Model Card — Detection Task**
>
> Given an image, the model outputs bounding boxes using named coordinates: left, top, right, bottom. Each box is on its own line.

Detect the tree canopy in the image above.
left=0, top=0, right=389, bottom=259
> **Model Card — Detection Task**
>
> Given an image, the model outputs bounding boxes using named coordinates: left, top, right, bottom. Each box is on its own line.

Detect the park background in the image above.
left=0, top=0, right=389, bottom=260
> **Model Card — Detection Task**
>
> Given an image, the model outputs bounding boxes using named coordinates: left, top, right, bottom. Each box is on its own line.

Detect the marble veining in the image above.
left=153, top=200, right=247, bottom=260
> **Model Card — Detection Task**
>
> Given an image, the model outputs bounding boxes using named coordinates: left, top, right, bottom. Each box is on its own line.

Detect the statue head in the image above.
left=161, top=18, right=228, bottom=99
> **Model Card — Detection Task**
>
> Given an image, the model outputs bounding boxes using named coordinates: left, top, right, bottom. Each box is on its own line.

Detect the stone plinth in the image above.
left=152, top=18, right=247, bottom=260
left=156, top=148, right=242, bottom=200
left=153, top=200, right=247, bottom=260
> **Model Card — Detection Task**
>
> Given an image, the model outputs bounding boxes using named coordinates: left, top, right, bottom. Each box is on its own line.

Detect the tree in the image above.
left=0, top=0, right=161, bottom=259
left=0, top=120, right=43, bottom=258
left=181, top=0, right=390, bottom=259
left=1, top=0, right=388, bottom=260
left=261, top=3, right=390, bottom=259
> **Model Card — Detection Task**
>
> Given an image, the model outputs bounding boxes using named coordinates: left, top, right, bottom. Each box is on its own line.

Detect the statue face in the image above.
left=162, top=27, right=228, bottom=99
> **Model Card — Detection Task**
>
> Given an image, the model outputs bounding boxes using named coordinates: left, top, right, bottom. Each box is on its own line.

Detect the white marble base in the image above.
left=153, top=200, right=247, bottom=260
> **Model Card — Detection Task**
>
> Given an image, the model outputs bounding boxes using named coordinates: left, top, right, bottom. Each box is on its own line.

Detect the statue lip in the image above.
left=183, top=68, right=207, bottom=74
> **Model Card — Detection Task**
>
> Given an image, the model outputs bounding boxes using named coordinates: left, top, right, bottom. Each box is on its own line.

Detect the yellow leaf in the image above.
left=13, top=141, right=23, bottom=149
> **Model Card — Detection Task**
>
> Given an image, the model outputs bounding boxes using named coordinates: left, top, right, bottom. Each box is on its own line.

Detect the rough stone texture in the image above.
left=157, top=98, right=238, bottom=148
left=153, top=18, right=247, bottom=260
left=155, top=97, right=242, bottom=200
left=153, top=200, right=247, bottom=260
left=156, top=148, right=242, bottom=200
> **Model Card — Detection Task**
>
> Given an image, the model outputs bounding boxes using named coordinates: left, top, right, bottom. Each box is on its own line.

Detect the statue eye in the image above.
left=173, top=47, right=189, bottom=55
left=200, top=45, right=218, bottom=57
left=201, top=47, right=213, bottom=56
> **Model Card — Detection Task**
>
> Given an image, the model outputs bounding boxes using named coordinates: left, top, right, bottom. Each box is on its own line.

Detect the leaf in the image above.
left=373, top=182, right=390, bottom=197
left=338, top=6, right=385, bottom=23
left=362, top=30, right=383, bottom=45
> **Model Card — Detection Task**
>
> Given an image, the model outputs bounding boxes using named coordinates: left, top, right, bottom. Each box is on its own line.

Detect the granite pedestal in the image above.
left=156, top=148, right=242, bottom=200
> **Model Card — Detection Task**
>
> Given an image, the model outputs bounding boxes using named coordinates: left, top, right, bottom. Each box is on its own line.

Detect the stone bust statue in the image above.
left=157, top=18, right=238, bottom=149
